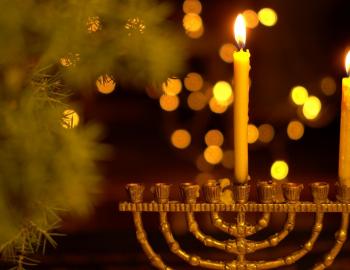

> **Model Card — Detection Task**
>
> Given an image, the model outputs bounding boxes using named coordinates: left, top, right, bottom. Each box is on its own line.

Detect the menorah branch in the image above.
left=186, top=212, right=239, bottom=254
left=132, top=212, right=171, bottom=270
left=253, top=212, right=296, bottom=251
left=159, top=212, right=227, bottom=269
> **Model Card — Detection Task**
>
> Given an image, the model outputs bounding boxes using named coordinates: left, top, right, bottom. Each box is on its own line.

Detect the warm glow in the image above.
left=209, top=97, right=228, bottom=114
left=258, top=8, right=277, bottom=27
left=183, top=0, right=202, bottom=14
left=291, top=86, right=308, bottom=105
left=59, top=53, right=80, bottom=67
left=346, top=50, right=350, bottom=75
left=87, top=16, right=101, bottom=33
left=162, top=78, right=182, bottom=96
left=160, top=94, right=180, bottom=111
left=62, top=109, right=80, bottom=129
left=196, top=154, right=213, bottom=172
left=258, top=124, right=275, bottom=143
left=187, top=92, right=207, bottom=111
left=219, top=43, right=237, bottom=63
left=234, top=14, right=246, bottom=48
left=183, top=13, right=203, bottom=32
left=247, top=124, right=259, bottom=144
left=204, top=145, right=223, bottom=165
left=213, top=81, right=233, bottom=105
left=205, top=129, right=224, bottom=146
left=271, top=160, right=289, bottom=180
left=222, top=150, right=234, bottom=169
left=195, top=173, right=214, bottom=185
left=320, top=76, right=336, bottom=96
left=302, top=96, right=322, bottom=120
left=287, top=120, right=304, bottom=140
left=186, top=25, right=204, bottom=39
left=171, top=129, right=191, bottom=149
left=96, top=75, right=116, bottom=94
left=184, top=72, right=203, bottom=91
left=243, top=10, right=259, bottom=29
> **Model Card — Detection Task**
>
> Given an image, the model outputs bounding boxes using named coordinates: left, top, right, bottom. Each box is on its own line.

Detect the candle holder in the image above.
left=119, top=180, right=350, bottom=269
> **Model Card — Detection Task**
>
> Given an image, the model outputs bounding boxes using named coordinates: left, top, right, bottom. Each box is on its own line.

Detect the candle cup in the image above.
left=202, top=182, right=221, bottom=203
left=151, top=183, right=171, bottom=203
left=232, top=184, right=250, bottom=203
left=257, top=181, right=276, bottom=203
left=125, top=183, right=145, bottom=203
left=336, top=182, right=350, bottom=203
left=310, top=182, right=329, bottom=204
left=282, top=183, right=303, bottom=203
left=179, top=183, right=200, bottom=203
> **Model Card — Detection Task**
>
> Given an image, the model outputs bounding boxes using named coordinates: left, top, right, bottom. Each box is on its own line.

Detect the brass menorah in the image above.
left=119, top=180, right=350, bottom=269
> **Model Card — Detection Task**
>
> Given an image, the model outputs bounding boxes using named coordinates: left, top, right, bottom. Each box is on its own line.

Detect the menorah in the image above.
left=119, top=181, right=350, bottom=269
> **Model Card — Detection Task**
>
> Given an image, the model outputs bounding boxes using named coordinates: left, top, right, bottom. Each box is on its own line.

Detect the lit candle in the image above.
left=233, top=14, right=251, bottom=184
left=339, top=50, right=350, bottom=186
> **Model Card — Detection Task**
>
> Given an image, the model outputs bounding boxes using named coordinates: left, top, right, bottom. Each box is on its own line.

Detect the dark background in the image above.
left=13, top=0, right=350, bottom=269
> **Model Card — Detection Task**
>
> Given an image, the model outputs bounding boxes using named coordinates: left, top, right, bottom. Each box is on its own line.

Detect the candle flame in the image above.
left=234, top=14, right=246, bottom=49
left=346, top=50, right=350, bottom=76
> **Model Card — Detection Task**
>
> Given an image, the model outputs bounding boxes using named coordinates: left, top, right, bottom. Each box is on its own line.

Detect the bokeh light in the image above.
left=183, top=13, right=203, bottom=32
left=287, top=120, right=305, bottom=140
left=302, top=96, right=322, bottom=120
left=213, top=81, right=233, bottom=105
left=171, top=129, right=191, bottom=149
left=222, top=150, right=234, bottom=169
left=184, top=72, right=203, bottom=91
left=270, top=160, right=289, bottom=180
left=62, top=109, right=80, bottom=129
left=219, top=43, right=236, bottom=63
left=320, top=76, right=336, bottom=96
left=209, top=97, right=228, bottom=114
left=205, top=129, right=224, bottom=146
left=243, top=10, right=259, bottom=29
left=247, top=124, right=259, bottom=144
left=187, top=92, right=207, bottom=111
left=162, top=78, right=182, bottom=96
left=183, top=0, right=202, bottom=14
left=291, top=86, right=308, bottom=105
left=258, top=124, right=275, bottom=143
left=96, top=75, right=116, bottom=94
left=258, top=8, right=278, bottom=27
left=160, top=94, right=180, bottom=111
left=204, top=145, right=223, bottom=165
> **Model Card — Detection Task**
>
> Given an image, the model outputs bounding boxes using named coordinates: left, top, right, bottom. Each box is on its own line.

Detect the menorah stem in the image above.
left=257, top=213, right=324, bottom=269
left=159, top=212, right=227, bottom=269
left=186, top=212, right=239, bottom=254
left=313, top=213, right=349, bottom=270
left=132, top=212, right=171, bottom=270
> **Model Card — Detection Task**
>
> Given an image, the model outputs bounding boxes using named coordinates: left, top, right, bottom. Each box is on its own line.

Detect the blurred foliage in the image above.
left=0, top=0, right=185, bottom=89
left=0, top=0, right=186, bottom=268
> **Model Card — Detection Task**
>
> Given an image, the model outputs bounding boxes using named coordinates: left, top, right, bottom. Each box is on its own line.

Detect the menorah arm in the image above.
left=210, top=212, right=269, bottom=237
left=132, top=212, right=172, bottom=270
left=256, top=212, right=324, bottom=269
left=159, top=212, right=227, bottom=269
left=186, top=212, right=239, bottom=254
left=253, top=212, right=296, bottom=251
left=312, top=213, right=349, bottom=270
